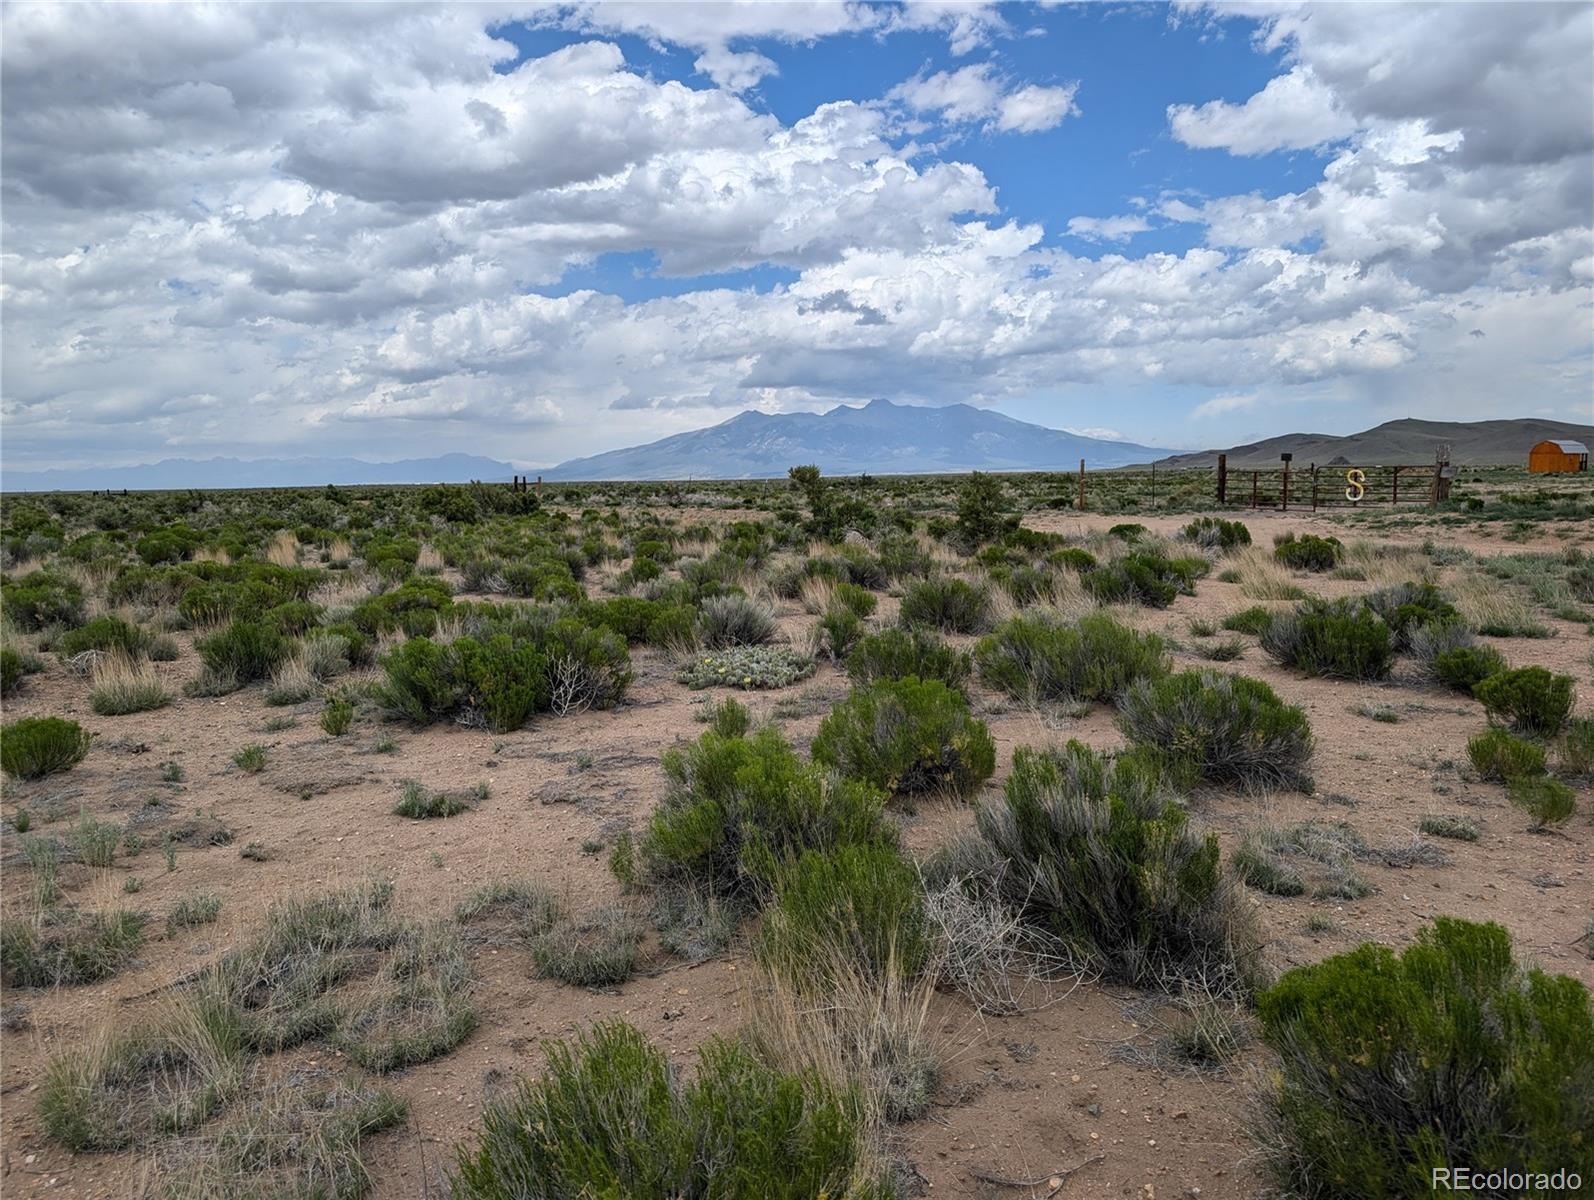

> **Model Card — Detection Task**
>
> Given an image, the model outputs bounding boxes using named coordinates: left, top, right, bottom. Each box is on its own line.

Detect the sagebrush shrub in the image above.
left=1183, top=517, right=1251, bottom=552
left=1118, top=669, right=1314, bottom=791
left=1272, top=532, right=1342, bottom=572
left=971, top=742, right=1261, bottom=994
left=1432, top=644, right=1507, bottom=693
left=1253, top=918, right=1594, bottom=1197
left=1363, top=582, right=1460, bottom=651
left=638, top=725, right=893, bottom=904
left=2, top=716, right=91, bottom=779
left=697, top=594, right=777, bottom=648
left=898, top=576, right=989, bottom=634
left=1473, top=666, right=1575, bottom=736
left=845, top=626, right=971, bottom=693
left=451, top=1022, right=891, bottom=1200
left=976, top=613, right=1167, bottom=704
left=811, top=677, right=995, bottom=801
left=1466, top=728, right=1546, bottom=781
left=1261, top=598, right=1393, bottom=681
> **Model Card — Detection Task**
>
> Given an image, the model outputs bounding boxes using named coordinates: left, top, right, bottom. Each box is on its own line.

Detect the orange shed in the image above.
left=1527, top=439, right=1588, bottom=473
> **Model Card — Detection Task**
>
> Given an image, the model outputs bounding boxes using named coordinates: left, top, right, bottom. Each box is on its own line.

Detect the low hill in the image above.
left=545, top=398, right=1169, bottom=480
left=1148, top=418, right=1593, bottom=469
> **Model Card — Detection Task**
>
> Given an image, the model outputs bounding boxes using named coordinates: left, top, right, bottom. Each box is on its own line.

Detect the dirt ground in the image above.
left=2, top=506, right=1590, bottom=1200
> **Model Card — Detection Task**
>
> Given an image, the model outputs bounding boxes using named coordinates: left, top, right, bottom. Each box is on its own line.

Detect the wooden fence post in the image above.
left=1216, top=454, right=1227, bottom=503
left=1250, top=471, right=1258, bottom=508
left=1311, top=464, right=1318, bottom=512
left=1077, top=459, right=1086, bottom=511
left=1392, top=467, right=1400, bottom=505
left=1150, top=461, right=1156, bottom=510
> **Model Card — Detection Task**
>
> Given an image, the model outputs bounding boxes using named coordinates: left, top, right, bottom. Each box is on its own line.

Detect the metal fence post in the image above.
left=1216, top=453, right=1227, bottom=503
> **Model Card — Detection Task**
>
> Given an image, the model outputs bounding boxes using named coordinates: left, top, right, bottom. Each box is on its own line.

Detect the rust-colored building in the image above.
left=1527, top=439, right=1588, bottom=473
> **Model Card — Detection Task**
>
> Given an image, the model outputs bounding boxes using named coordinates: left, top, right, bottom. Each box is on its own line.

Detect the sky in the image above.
left=2, top=1, right=1591, bottom=473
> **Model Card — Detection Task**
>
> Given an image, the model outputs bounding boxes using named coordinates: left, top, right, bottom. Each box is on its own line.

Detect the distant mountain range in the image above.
left=1, top=453, right=519, bottom=493
left=544, top=398, right=1169, bottom=479
left=5, top=411, right=1584, bottom=493
left=1148, top=418, right=1594, bottom=470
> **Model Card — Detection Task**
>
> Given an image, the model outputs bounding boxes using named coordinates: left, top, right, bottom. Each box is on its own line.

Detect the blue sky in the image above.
left=1, top=1, right=1589, bottom=472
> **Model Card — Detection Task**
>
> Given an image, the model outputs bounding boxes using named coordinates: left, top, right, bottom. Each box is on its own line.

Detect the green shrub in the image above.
left=320, top=696, right=353, bottom=737
left=55, top=616, right=152, bottom=659
left=972, top=742, right=1261, bottom=994
left=845, top=626, right=971, bottom=693
left=811, top=677, right=995, bottom=801
left=1272, top=532, right=1342, bottom=572
left=1253, top=918, right=1594, bottom=1197
left=703, top=696, right=751, bottom=738
left=1220, top=606, right=1276, bottom=635
left=678, top=645, right=815, bottom=690
left=1558, top=716, right=1594, bottom=776
left=196, top=620, right=289, bottom=687
left=1261, top=598, right=1394, bottom=681
left=1474, top=666, right=1576, bottom=736
left=1467, top=728, right=1547, bottom=781
left=3, top=570, right=85, bottom=631
left=899, top=576, right=989, bottom=634
left=1507, top=776, right=1577, bottom=829
left=1, top=647, right=21, bottom=696
left=542, top=619, right=632, bottom=714
left=830, top=581, right=877, bottom=618
left=377, top=637, right=462, bottom=724
left=954, top=472, right=1011, bottom=548
left=1118, top=670, right=1314, bottom=791
left=232, top=744, right=266, bottom=774
left=698, top=594, right=777, bottom=648
left=1432, top=644, right=1506, bottom=693
left=1084, top=551, right=1203, bottom=607
left=819, top=606, right=863, bottom=660
left=451, top=1022, right=890, bottom=1200
left=975, top=613, right=1167, bottom=704
left=1183, top=517, right=1251, bottom=551
left=2, top=717, right=91, bottom=779
left=758, top=843, right=930, bottom=984
left=638, top=725, right=892, bottom=904
left=453, top=635, right=548, bottom=731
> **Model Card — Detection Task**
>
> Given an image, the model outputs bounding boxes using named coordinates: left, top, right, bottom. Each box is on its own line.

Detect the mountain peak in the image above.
left=545, top=400, right=1168, bottom=480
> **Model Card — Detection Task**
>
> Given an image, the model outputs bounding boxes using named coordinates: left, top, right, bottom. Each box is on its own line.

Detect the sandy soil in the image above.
left=2, top=507, right=1590, bottom=1200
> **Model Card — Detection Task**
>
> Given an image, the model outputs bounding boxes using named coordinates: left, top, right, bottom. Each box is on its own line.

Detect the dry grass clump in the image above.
left=158, top=1071, right=407, bottom=1200
left=263, top=531, right=300, bottom=568
left=1228, top=547, right=1311, bottom=601
left=201, top=879, right=474, bottom=1071
left=38, top=992, right=246, bottom=1152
